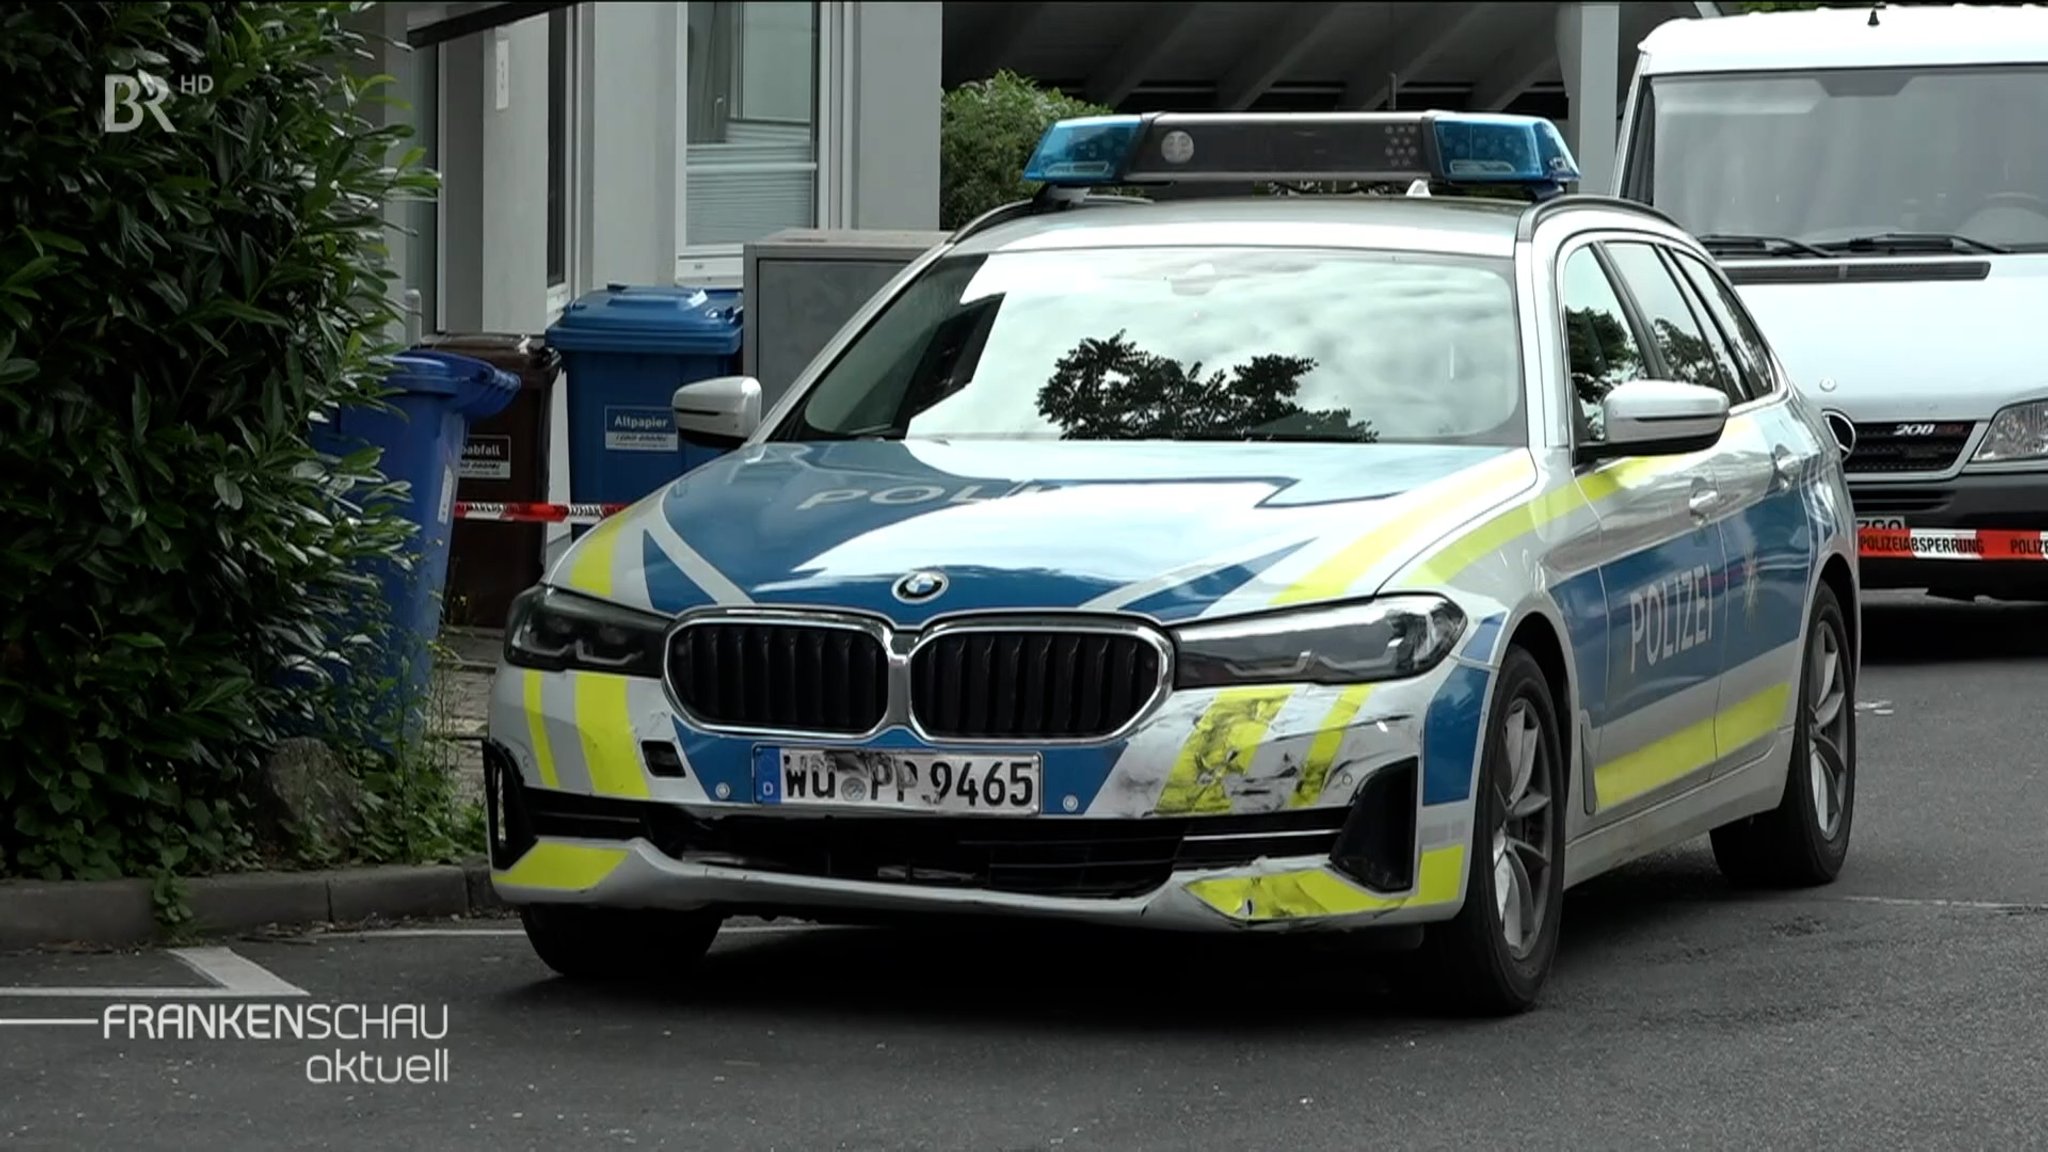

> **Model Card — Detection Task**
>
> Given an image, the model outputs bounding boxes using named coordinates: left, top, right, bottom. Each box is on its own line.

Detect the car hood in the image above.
left=1727, top=254, right=2048, bottom=422
left=548, top=439, right=1534, bottom=626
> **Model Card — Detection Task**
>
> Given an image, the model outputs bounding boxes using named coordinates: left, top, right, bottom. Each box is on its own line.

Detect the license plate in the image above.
left=765, top=749, right=1043, bottom=814
left=1857, top=516, right=1907, bottom=531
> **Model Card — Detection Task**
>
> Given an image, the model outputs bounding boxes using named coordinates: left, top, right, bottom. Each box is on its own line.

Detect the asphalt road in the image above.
left=4, top=591, right=2046, bottom=1152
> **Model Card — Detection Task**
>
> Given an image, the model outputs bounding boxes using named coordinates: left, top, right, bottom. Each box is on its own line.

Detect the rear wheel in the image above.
left=520, top=904, right=723, bottom=982
left=1416, top=646, right=1566, bottom=1016
left=1710, top=582, right=1855, bottom=888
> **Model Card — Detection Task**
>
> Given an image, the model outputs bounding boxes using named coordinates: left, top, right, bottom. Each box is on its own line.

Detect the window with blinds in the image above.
left=685, top=1, right=820, bottom=247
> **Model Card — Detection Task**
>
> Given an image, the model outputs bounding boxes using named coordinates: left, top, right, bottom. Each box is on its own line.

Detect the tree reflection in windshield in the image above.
left=1035, top=330, right=1377, bottom=443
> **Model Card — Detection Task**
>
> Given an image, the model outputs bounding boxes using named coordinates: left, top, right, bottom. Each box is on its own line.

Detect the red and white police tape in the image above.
left=1858, top=526, right=2048, bottom=562
left=453, top=501, right=627, bottom=525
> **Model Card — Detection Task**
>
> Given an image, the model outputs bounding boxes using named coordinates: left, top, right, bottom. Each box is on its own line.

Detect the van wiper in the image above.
left=1817, top=231, right=2013, bottom=255
left=1697, top=233, right=1831, bottom=258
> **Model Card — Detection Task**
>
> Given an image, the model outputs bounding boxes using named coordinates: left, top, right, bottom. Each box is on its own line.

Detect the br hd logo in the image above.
left=103, top=72, right=211, bottom=133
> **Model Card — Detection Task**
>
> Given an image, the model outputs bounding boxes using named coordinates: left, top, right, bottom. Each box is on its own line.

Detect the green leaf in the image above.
left=213, top=473, right=244, bottom=510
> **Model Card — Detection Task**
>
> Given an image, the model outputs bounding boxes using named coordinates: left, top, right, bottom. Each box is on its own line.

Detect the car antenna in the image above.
left=1868, top=1, right=1883, bottom=27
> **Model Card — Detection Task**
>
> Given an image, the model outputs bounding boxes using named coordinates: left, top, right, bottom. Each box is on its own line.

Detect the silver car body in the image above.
left=485, top=192, right=1861, bottom=932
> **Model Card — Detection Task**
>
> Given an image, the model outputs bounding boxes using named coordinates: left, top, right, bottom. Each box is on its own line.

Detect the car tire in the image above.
left=1709, top=581, right=1855, bottom=889
left=520, top=904, right=724, bottom=982
left=1415, top=646, right=1568, bottom=1017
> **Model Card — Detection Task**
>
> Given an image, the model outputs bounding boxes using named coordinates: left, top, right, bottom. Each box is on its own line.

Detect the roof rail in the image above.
left=946, top=186, right=1151, bottom=245
left=1516, top=193, right=1686, bottom=240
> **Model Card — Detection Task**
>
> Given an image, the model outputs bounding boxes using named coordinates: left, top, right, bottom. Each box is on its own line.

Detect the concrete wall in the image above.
left=846, top=2, right=943, bottom=231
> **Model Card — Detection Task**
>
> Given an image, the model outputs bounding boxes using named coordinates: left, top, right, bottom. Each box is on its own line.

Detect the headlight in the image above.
left=1171, top=596, right=1467, bottom=689
left=1972, top=400, right=2048, bottom=464
left=503, top=585, right=669, bottom=677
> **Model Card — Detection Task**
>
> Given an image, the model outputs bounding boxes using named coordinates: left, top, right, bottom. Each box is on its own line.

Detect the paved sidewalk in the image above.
left=433, top=627, right=500, bottom=809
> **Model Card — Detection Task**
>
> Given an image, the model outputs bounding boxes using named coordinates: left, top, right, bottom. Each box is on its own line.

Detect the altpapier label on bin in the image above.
left=604, top=406, right=679, bottom=453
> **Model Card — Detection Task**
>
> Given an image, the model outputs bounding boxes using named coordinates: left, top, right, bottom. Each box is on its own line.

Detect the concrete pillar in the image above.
left=1555, top=2, right=1621, bottom=194
left=847, top=2, right=942, bottom=230
left=478, top=15, right=550, bottom=333
left=585, top=2, right=680, bottom=287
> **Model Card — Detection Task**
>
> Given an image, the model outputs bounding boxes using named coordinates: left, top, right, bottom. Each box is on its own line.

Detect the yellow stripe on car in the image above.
left=1595, top=682, right=1792, bottom=809
left=1270, top=450, right=1537, bottom=606
left=1186, top=845, right=1466, bottom=922
left=493, top=841, right=629, bottom=892
left=563, top=515, right=630, bottom=598
left=1155, top=686, right=1296, bottom=814
left=521, top=669, right=560, bottom=789
left=1289, top=684, right=1374, bottom=807
left=574, top=672, right=652, bottom=799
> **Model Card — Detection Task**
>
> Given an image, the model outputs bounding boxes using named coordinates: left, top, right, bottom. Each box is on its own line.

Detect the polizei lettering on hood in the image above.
left=1628, top=565, right=1713, bottom=674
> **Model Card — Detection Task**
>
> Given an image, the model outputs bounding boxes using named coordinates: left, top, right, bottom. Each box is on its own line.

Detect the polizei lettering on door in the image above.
left=1628, top=565, right=1713, bottom=673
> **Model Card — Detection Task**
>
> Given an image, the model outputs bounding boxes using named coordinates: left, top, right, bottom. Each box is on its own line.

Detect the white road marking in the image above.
left=169, top=947, right=309, bottom=997
left=0, top=946, right=308, bottom=1001
left=1836, top=894, right=2048, bottom=913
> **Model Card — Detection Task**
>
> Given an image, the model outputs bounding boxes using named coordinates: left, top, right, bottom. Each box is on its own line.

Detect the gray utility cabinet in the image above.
left=742, top=229, right=951, bottom=412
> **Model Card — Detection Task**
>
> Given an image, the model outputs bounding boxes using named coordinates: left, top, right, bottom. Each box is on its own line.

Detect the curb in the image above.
left=0, top=858, right=506, bottom=952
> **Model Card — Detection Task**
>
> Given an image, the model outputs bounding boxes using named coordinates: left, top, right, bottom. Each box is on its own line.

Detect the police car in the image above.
left=484, top=111, right=1862, bottom=1015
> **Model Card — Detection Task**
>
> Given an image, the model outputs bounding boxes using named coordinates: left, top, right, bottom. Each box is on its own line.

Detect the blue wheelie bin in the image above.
left=545, top=284, right=744, bottom=522
left=308, top=350, right=520, bottom=748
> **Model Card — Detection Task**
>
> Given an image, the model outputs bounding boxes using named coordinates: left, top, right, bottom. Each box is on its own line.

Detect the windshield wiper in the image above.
left=1817, top=231, right=2013, bottom=255
left=1697, top=233, right=1831, bottom=259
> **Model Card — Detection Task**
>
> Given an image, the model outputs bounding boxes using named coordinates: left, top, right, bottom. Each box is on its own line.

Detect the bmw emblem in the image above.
left=893, top=569, right=948, bottom=603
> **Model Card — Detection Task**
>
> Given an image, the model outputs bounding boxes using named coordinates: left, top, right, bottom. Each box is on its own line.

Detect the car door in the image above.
left=1565, top=239, right=1732, bottom=820
left=1663, top=244, right=1825, bottom=773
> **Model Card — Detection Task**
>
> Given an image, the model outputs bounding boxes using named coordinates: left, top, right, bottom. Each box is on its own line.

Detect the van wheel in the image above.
left=1416, top=647, right=1566, bottom=1016
left=1710, top=582, right=1855, bottom=888
left=520, top=905, right=723, bottom=982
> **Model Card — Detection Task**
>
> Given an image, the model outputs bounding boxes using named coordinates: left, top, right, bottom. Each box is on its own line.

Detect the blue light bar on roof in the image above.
left=1020, top=111, right=1582, bottom=192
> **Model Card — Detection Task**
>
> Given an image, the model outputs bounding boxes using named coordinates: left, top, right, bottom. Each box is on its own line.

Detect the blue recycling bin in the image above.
left=545, top=284, right=744, bottom=513
left=308, top=350, right=520, bottom=746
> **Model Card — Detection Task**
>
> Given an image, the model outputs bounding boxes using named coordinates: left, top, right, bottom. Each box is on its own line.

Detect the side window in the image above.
left=1559, top=247, right=1648, bottom=442
left=1603, top=242, right=1744, bottom=403
left=1671, top=250, right=1780, bottom=399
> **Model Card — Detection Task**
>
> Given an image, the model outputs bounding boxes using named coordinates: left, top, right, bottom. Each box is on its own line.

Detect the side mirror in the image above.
left=1577, top=378, right=1729, bottom=465
left=672, top=375, right=762, bottom=451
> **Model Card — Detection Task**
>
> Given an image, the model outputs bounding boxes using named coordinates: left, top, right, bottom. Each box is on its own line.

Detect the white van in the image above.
left=1615, top=4, right=2048, bottom=600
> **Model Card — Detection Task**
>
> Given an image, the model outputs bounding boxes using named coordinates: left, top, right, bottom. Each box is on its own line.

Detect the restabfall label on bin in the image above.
left=461, top=436, right=513, bottom=481
left=605, top=406, right=678, bottom=453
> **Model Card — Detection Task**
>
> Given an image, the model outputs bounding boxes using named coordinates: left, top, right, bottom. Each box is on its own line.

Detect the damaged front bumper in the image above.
left=484, top=754, right=1471, bottom=932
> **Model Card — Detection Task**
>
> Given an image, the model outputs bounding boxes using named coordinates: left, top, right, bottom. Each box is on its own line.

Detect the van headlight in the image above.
left=1972, top=400, right=2048, bottom=464
left=504, top=586, right=669, bottom=677
left=1171, top=597, right=1467, bottom=689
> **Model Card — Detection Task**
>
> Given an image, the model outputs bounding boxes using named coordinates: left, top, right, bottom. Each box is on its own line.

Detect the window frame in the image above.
left=544, top=6, right=581, bottom=323
left=1668, top=247, right=1786, bottom=403
left=1600, top=238, right=1744, bottom=402
left=1556, top=241, right=1654, bottom=444
left=677, top=0, right=830, bottom=275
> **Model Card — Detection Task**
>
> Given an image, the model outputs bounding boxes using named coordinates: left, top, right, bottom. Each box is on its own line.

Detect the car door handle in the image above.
left=1688, top=483, right=1720, bottom=518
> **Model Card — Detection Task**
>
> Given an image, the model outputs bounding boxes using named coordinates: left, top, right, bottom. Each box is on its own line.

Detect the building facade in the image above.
left=363, top=0, right=1716, bottom=571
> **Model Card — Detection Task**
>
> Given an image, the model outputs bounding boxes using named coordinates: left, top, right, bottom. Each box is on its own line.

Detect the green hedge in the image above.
left=939, top=71, right=1116, bottom=230
left=0, top=1, right=434, bottom=882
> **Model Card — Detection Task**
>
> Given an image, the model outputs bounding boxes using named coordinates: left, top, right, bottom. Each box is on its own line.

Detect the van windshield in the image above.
left=1627, top=65, right=2048, bottom=255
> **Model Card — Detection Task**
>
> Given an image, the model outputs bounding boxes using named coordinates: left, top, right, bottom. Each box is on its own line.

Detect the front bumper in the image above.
left=1851, top=471, right=2048, bottom=593
left=481, top=646, right=1500, bottom=931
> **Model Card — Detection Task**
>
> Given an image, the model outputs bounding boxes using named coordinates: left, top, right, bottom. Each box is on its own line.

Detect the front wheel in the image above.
left=1710, top=581, right=1855, bottom=888
left=520, top=904, right=724, bottom=982
left=1415, top=646, right=1567, bottom=1016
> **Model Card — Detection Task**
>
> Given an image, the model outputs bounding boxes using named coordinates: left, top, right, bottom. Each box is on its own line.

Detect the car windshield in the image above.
left=776, top=245, right=1526, bottom=447
left=1629, top=65, right=2048, bottom=254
